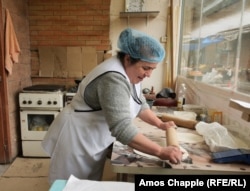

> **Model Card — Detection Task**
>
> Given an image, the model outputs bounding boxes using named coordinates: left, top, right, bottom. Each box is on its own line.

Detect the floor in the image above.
left=0, top=164, right=10, bottom=176
left=0, top=157, right=117, bottom=191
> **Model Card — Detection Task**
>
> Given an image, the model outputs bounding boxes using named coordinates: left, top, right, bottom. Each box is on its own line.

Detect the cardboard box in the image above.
left=38, top=46, right=103, bottom=78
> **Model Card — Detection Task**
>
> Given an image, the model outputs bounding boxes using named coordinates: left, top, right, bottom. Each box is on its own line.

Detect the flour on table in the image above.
left=134, top=145, right=189, bottom=161
left=177, top=132, right=204, bottom=143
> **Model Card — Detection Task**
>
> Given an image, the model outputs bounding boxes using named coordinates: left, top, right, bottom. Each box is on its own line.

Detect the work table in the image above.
left=111, top=118, right=250, bottom=180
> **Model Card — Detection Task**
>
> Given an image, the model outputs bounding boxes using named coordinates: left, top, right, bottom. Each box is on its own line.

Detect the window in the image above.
left=178, top=0, right=250, bottom=95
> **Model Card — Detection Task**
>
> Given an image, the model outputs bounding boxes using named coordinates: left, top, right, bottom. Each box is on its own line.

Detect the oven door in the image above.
left=20, top=110, right=59, bottom=140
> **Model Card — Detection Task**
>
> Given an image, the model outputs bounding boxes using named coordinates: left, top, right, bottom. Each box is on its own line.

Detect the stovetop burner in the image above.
left=23, top=84, right=66, bottom=92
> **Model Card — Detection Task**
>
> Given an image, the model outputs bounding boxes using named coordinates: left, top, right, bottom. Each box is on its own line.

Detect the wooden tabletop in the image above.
left=111, top=118, right=250, bottom=177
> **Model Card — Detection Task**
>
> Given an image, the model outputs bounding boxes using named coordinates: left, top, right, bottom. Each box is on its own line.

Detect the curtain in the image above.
left=163, top=0, right=180, bottom=90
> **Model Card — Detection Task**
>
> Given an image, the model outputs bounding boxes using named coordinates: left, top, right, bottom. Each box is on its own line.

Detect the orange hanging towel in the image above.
left=4, top=9, right=21, bottom=75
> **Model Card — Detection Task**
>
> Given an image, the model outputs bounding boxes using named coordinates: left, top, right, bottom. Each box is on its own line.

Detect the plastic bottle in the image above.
left=177, top=83, right=186, bottom=109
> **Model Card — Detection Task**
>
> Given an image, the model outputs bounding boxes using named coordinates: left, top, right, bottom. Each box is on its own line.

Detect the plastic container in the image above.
left=177, top=83, right=187, bottom=109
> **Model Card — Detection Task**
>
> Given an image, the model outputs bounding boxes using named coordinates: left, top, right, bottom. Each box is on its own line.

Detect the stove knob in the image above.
left=22, top=100, right=27, bottom=104
left=37, top=100, right=42, bottom=105
left=53, top=101, right=57, bottom=105
left=28, top=100, right=32, bottom=104
left=47, top=101, right=52, bottom=105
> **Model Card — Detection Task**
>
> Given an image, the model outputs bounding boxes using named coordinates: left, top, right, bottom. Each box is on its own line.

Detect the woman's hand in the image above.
left=159, top=121, right=177, bottom=130
left=157, top=146, right=182, bottom=164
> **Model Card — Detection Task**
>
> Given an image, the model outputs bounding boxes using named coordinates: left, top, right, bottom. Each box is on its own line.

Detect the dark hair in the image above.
left=117, top=51, right=140, bottom=65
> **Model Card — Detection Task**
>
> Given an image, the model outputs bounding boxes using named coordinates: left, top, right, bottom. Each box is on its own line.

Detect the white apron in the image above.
left=42, top=56, right=142, bottom=184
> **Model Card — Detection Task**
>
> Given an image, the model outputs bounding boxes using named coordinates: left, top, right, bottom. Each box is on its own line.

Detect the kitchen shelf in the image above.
left=120, top=11, right=159, bottom=26
left=229, top=99, right=250, bottom=122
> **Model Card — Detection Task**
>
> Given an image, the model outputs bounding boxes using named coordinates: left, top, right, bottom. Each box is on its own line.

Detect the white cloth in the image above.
left=63, top=175, right=134, bottom=191
left=5, top=9, right=21, bottom=75
left=42, top=57, right=142, bottom=184
left=195, top=121, right=250, bottom=152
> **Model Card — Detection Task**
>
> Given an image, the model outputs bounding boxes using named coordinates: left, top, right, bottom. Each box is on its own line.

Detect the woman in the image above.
left=42, top=28, right=182, bottom=184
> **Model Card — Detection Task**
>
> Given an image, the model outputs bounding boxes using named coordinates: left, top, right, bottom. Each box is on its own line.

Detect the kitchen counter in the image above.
left=111, top=118, right=250, bottom=181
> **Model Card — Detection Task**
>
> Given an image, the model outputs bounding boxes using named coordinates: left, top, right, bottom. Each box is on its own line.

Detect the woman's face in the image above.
left=124, top=55, right=158, bottom=84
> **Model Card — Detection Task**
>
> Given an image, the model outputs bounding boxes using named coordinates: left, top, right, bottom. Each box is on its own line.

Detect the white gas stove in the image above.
left=19, top=84, right=65, bottom=157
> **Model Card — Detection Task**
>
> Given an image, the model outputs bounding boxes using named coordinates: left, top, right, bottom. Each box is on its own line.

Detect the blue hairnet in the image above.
left=117, top=28, right=165, bottom=63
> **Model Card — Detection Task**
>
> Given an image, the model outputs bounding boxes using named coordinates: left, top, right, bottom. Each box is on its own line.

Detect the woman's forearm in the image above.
left=138, top=108, right=177, bottom=131
left=138, top=108, right=163, bottom=128
left=128, top=133, right=162, bottom=157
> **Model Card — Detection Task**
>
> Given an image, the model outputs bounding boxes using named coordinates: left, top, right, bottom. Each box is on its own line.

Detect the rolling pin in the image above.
left=160, top=114, right=197, bottom=129
left=166, top=127, right=192, bottom=163
left=166, top=126, right=179, bottom=147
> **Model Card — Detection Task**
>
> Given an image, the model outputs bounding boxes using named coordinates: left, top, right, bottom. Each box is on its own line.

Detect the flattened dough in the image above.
left=177, top=132, right=204, bottom=143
